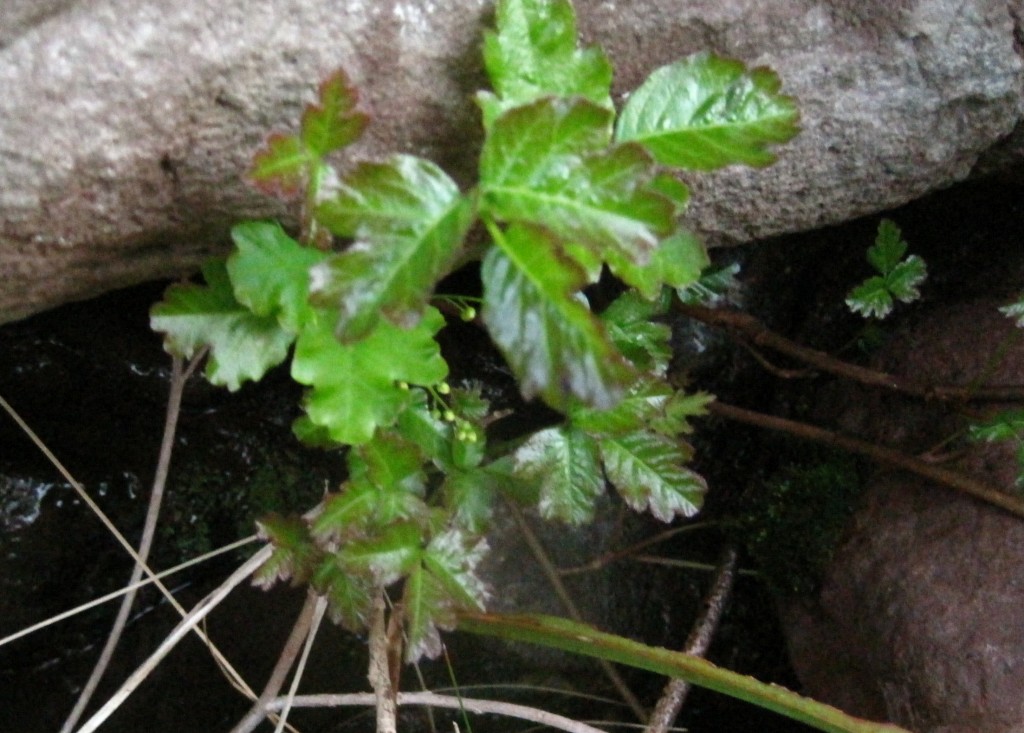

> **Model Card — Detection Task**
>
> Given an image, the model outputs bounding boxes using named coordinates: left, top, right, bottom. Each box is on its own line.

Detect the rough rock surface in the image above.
left=1, top=0, right=1023, bottom=323
left=779, top=240, right=1024, bottom=732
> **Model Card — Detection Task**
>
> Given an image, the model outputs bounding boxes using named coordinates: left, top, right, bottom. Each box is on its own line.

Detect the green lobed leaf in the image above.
left=601, top=290, right=673, bottom=374
left=247, top=133, right=315, bottom=198
left=350, top=432, right=427, bottom=496
left=884, top=256, right=927, bottom=303
left=677, top=262, right=741, bottom=306
left=253, top=513, right=321, bottom=589
left=441, top=468, right=498, bottom=533
left=511, top=426, right=605, bottom=524
left=314, top=156, right=476, bottom=341
left=150, top=260, right=293, bottom=391
left=615, top=52, right=800, bottom=170
left=478, top=0, right=613, bottom=126
left=481, top=97, right=672, bottom=266
left=573, top=377, right=676, bottom=436
left=608, top=228, right=709, bottom=300
left=969, top=410, right=1024, bottom=443
left=227, top=221, right=327, bottom=332
left=337, top=521, right=424, bottom=587
left=866, top=219, right=907, bottom=274
left=1000, top=295, right=1024, bottom=328
left=845, top=276, right=894, bottom=319
left=291, top=307, right=448, bottom=445
left=312, top=557, right=376, bottom=631
left=847, top=220, right=926, bottom=319
left=312, top=478, right=431, bottom=546
left=404, top=528, right=490, bottom=662
left=600, top=430, right=705, bottom=522
left=300, top=69, right=369, bottom=156
left=481, top=224, right=635, bottom=410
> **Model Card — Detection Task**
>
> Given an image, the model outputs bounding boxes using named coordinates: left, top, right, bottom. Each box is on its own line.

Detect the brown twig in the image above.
left=646, top=545, right=739, bottom=733
left=709, top=401, right=1024, bottom=519
left=676, top=304, right=1024, bottom=403
left=370, top=593, right=399, bottom=733
left=229, top=589, right=320, bottom=733
left=61, top=355, right=189, bottom=733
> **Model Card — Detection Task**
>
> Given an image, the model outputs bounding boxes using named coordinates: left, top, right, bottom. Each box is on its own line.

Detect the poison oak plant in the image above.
left=151, top=0, right=797, bottom=666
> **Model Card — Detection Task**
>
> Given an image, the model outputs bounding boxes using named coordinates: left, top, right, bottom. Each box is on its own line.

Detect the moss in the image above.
left=737, top=449, right=864, bottom=597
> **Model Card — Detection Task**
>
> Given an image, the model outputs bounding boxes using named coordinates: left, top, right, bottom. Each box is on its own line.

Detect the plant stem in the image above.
left=229, top=589, right=320, bottom=733
left=370, top=593, right=398, bottom=733
left=457, top=612, right=911, bottom=733
left=709, top=401, right=1024, bottom=518
left=676, top=304, right=1024, bottom=402
left=646, top=545, right=738, bottom=733
left=268, top=691, right=608, bottom=733
left=60, top=355, right=188, bottom=733
left=76, top=545, right=274, bottom=733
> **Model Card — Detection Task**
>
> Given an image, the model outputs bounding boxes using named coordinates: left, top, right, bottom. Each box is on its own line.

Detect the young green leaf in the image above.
left=248, top=134, right=314, bottom=198
left=150, top=260, right=294, bottom=391
left=511, top=426, right=605, bottom=524
left=607, top=228, right=709, bottom=300
left=866, top=219, right=906, bottom=273
left=600, top=290, right=673, bottom=374
left=350, top=432, right=427, bottom=496
left=846, top=219, right=927, bottom=319
left=300, top=69, right=369, bottom=157
left=291, top=307, right=449, bottom=445
left=312, top=480, right=431, bottom=546
left=313, top=557, right=376, bottom=631
left=481, top=97, right=672, bottom=265
left=677, top=262, right=741, bottom=306
left=573, top=377, right=677, bottom=436
left=314, top=155, right=475, bottom=341
left=441, top=468, right=498, bottom=533
left=481, top=224, right=634, bottom=410
left=253, top=513, right=321, bottom=589
left=478, top=0, right=613, bottom=126
left=227, top=221, right=327, bottom=332
left=615, top=52, right=799, bottom=170
left=337, top=521, right=424, bottom=587
left=600, top=431, right=705, bottom=521
left=1000, top=294, right=1024, bottom=328
left=404, top=529, right=490, bottom=662
left=248, top=69, right=367, bottom=198
left=970, top=410, right=1024, bottom=487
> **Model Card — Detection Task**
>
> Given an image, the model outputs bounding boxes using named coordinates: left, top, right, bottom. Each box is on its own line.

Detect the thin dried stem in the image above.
left=230, top=589, right=321, bottom=733
left=268, top=692, right=608, bottom=733
left=507, top=501, right=648, bottom=722
left=75, top=544, right=273, bottom=733
left=1, top=370, right=263, bottom=708
left=0, top=534, right=257, bottom=650
left=275, top=595, right=328, bottom=733
left=646, top=545, right=738, bottom=733
left=62, top=355, right=188, bottom=733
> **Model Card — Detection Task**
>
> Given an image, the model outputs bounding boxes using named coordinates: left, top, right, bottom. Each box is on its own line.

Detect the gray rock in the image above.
left=1, top=0, right=1022, bottom=323
left=781, top=289, right=1024, bottom=731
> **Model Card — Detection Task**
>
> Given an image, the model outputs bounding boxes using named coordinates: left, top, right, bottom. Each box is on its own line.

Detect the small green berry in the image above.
left=443, top=409, right=456, bottom=422
left=461, top=306, right=477, bottom=321
left=437, top=382, right=451, bottom=395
